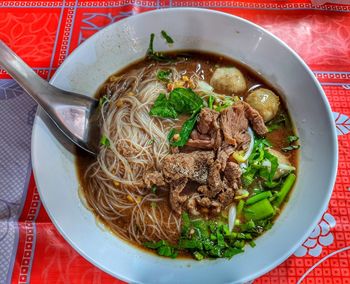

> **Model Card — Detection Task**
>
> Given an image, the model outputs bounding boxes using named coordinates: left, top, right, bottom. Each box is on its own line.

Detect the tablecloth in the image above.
left=1, top=1, right=350, bottom=283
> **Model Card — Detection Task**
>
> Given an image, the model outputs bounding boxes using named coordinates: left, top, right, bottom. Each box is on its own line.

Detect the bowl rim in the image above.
left=31, top=7, right=338, bottom=283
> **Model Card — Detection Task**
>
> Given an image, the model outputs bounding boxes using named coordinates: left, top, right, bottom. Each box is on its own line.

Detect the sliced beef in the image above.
left=186, top=130, right=214, bottom=149
left=196, top=197, right=222, bottom=215
left=160, top=102, right=267, bottom=216
left=143, top=171, right=166, bottom=188
left=197, top=108, right=220, bottom=134
left=219, top=101, right=267, bottom=149
left=224, top=161, right=242, bottom=190
left=243, top=101, right=268, bottom=136
left=186, top=194, right=222, bottom=216
left=186, top=108, right=222, bottom=150
left=169, top=178, right=188, bottom=215
left=220, top=103, right=250, bottom=148
left=187, top=194, right=201, bottom=216
left=217, top=145, right=235, bottom=170
left=218, top=188, right=235, bottom=207
left=162, top=151, right=214, bottom=184
left=163, top=151, right=215, bottom=215
left=207, top=161, right=225, bottom=197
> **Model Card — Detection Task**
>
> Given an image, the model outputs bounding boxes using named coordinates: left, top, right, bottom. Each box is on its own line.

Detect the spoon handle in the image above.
left=0, top=40, right=56, bottom=109
left=0, top=40, right=99, bottom=154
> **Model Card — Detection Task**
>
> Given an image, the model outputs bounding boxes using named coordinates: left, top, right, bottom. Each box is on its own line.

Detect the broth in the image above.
left=76, top=51, right=299, bottom=259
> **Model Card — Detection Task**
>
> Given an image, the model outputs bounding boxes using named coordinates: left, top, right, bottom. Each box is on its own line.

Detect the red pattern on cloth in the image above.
left=1, top=1, right=350, bottom=283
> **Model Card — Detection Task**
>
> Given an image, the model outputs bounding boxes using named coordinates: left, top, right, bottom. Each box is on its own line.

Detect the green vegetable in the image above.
left=266, top=113, right=288, bottom=132
left=144, top=240, right=168, bottom=249
left=161, top=30, right=174, bottom=44
left=100, top=134, right=110, bottom=147
left=239, top=220, right=256, bottom=231
left=233, top=240, right=245, bottom=249
left=146, top=138, right=156, bottom=145
left=144, top=240, right=177, bottom=258
left=208, top=95, right=215, bottom=110
left=181, top=212, right=191, bottom=236
left=157, top=245, right=178, bottom=258
left=244, top=199, right=275, bottom=221
left=287, top=135, right=299, bottom=143
left=151, top=185, right=157, bottom=194
left=168, top=111, right=200, bottom=147
left=282, top=145, right=300, bottom=152
left=146, top=33, right=171, bottom=62
left=214, top=96, right=235, bottom=112
left=249, top=241, right=256, bottom=248
left=236, top=200, right=245, bottom=217
left=149, top=93, right=178, bottom=119
left=193, top=251, right=204, bottom=261
left=273, top=173, right=296, bottom=207
left=256, top=219, right=273, bottom=231
left=169, top=88, right=203, bottom=114
left=99, top=95, right=109, bottom=107
left=178, top=239, right=200, bottom=249
left=245, top=191, right=273, bottom=206
left=157, top=70, right=172, bottom=82
left=265, top=151, right=279, bottom=181
left=150, top=88, right=203, bottom=119
left=149, top=88, right=203, bottom=147
left=222, top=247, right=243, bottom=258
left=242, top=138, right=271, bottom=186
left=145, top=211, right=263, bottom=260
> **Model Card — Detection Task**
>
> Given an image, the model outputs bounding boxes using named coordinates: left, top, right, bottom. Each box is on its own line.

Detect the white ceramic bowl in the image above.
left=32, top=8, right=338, bottom=284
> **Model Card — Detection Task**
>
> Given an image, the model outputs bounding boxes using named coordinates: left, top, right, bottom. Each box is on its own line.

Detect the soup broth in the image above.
left=77, top=50, right=299, bottom=260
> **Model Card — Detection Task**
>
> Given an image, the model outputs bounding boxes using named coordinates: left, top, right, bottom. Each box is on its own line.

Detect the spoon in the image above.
left=0, top=40, right=100, bottom=155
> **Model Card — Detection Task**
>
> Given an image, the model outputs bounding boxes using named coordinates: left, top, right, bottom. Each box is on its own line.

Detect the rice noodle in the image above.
left=82, top=66, right=185, bottom=244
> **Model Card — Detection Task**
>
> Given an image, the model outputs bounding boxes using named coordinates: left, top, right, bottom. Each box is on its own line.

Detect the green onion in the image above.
left=100, top=134, right=110, bottom=147
left=181, top=212, right=191, bottom=236
left=282, top=145, right=300, bottom=152
left=208, top=95, right=215, bottom=109
left=273, top=173, right=296, bottom=207
left=287, top=135, right=299, bottom=143
left=143, top=240, right=168, bottom=249
left=99, top=95, right=109, bottom=107
left=193, top=251, right=204, bottom=260
left=236, top=199, right=245, bottom=217
left=146, top=33, right=172, bottom=62
left=157, top=70, right=171, bottom=82
left=249, top=240, right=256, bottom=248
left=161, top=30, right=174, bottom=44
left=239, top=220, right=256, bottom=231
left=178, top=239, right=200, bottom=249
left=244, top=199, right=275, bottom=221
left=245, top=191, right=273, bottom=206
left=151, top=185, right=157, bottom=194
left=223, top=247, right=244, bottom=258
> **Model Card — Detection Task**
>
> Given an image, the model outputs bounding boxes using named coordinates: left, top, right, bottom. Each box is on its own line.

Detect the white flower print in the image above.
left=294, top=213, right=336, bottom=257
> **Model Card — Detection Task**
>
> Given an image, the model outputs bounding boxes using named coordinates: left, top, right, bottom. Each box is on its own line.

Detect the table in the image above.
left=1, top=1, right=350, bottom=283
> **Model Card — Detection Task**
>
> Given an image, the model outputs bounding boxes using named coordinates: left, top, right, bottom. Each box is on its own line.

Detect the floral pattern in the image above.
left=333, top=112, right=350, bottom=135
left=294, top=213, right=336, bottom=257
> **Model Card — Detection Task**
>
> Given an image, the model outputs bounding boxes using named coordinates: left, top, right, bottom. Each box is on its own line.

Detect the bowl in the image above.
left=31, top=8, right=338, bottom=284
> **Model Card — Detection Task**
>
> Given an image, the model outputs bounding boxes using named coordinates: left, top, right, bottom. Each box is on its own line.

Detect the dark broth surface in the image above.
left=76, top=51, right=298, bottom=258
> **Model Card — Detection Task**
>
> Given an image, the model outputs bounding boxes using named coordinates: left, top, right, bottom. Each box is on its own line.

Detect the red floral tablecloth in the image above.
left=1, top=1, right=350, bottom=283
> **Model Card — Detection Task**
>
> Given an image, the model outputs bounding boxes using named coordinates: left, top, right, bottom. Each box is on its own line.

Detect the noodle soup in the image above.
left=77, top=37, right=299, bottom=260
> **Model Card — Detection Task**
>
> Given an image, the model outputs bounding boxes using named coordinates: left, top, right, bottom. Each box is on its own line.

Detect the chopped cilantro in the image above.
left=161, top=30, right=174, bottom=44
left=100, top=134, right=110, bottom=147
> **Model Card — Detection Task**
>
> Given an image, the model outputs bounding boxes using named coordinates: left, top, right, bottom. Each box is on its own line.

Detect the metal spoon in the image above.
left=0, top=40, right=100, bottom=155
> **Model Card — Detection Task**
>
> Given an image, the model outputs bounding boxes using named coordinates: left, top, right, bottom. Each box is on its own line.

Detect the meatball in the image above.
left=246, top=88, right=280, bottom=122
left=268, top=149, right=295, bottom=180
left=210, top=67, right=247, bottom=94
